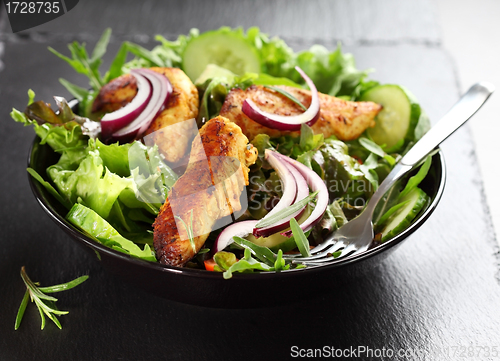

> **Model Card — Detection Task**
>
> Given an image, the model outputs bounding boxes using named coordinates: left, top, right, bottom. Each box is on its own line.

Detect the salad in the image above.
left=11, top=27, right=433, bottom=278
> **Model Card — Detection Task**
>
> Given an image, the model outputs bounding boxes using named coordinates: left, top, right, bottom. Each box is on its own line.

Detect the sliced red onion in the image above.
left=252, top=150, right=297, bottom=237
left=241, top=66, right=320, bottom=131
left=112, top=68, right=172, bottom=141
left=214, top=220, right=258, bottom=253
left=100, top=72, right=152, bottom=140
left=253, top=150, right=309, bottom=237
left=273, top=152, right=328, bottom=237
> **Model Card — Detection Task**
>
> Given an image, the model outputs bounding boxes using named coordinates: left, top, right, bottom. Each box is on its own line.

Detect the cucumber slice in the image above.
left=194, top=64, right=236, bottom=86
left=360, top=84, right=421, bottom=149
left=246, top=232, right=298, bottom=253
left=379, top=187, right=429, bottom=242
left=246, top=206, right=312, bottom=253
left=182, top=30, right=261, bottom=82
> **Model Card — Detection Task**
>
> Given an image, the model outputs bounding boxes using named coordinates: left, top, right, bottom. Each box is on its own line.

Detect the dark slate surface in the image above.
left=1, top=1, right=499, bottom=360
left=3, top=0, right=440, bottom=44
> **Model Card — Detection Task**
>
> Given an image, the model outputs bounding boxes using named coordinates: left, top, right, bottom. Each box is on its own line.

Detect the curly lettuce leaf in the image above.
left=48, top=149, right=134, bottom=219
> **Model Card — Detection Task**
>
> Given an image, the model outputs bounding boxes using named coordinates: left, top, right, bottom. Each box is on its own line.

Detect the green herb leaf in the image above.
left=290, top=218, right=311, bottom=257
left=90, top=28, right=111, bottom=67
left=273, top=249, right=290, bottom=271
left=197, top=248, right=210, bottom=255
left=27, top=89, right=35, bottom=105
left=222, top=248, right=273, bottom=279
left=358, top=137, right=396, bottom=166
left=15, top=290, right=30, bottom=330
left=299, top=123, right=324, bottom=152
left=232, top=236, right=277, bottom=266
left=399, top=155, right=432, bottom=199
left=58, top=78, right=89, bottom=102
left=38, top=275, right=90, bottom=293
left=359, top=153, right=380, bottom=191
left=375, top=200, right=411, bottom=227
left=264, top=85, right=307, bottom=110
left=255, top=191, right=318, bottom=229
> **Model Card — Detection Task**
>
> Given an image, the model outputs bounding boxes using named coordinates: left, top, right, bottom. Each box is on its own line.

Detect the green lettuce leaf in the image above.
left=48, top=149, right=134, bottom=219
left=66, top=203, right=156, bottom=261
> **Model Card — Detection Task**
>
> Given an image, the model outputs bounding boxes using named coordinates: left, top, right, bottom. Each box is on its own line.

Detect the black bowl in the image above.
left=28, top=135, right=446, bottom=308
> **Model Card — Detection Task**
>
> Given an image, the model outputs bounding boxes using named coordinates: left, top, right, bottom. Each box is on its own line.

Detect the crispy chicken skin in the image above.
left=92, top=67, right=199, bottom=164
left=153, top=116, right=258, bottom=267
left=219, top=85, right=382, bottom=141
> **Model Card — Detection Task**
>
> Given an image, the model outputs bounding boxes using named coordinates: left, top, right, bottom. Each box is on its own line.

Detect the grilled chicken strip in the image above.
left=153, top=116, right=258, bottom=267
left=219, top=85, right=382, bottom=141
left=92, top=67, right=199, bottom=165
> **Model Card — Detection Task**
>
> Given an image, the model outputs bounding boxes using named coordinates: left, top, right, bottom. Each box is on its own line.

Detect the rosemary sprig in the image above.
left=15, top=266, right=88, bottom=330
left=175, top=209, right=197, bottom=253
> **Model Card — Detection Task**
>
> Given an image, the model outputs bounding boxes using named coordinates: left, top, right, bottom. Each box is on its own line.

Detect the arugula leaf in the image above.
left=90, top=28, right=112, bottom=68
left=294, top=44, right=371, bottom=97
left=414, top=110, right=431, bottom=141
left=119, top=35, right=191, bottom=77
left=374, top=155, right=433, bottom=228
left=358, top=137, right=396, bottom=166
left=299, top=123, right=324, bottom=152
left=222, top=248, right=273, bottom=279
left=359, top=153, right=380, bottom=191
left=197, top=77, right=229, bottom=124
left=274, top=250, right=290, bottom=271
left=232, top=236, right=277, bottom=266
left=399, top=155, right=432, bottom=199
left=312, top=200, right=348, bottom=241
left=251, top=134, right=276, bottom=157
left=49, top=28, right=111, bottom=91
left=58, top=78, right=89, bottom=102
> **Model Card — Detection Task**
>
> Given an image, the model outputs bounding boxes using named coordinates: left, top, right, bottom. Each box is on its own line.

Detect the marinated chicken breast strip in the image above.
left=153, top=116, right=258, bottom=267
left=219, top=85, right=382, bottom=141
left=92, top=67, right=199, bottom=165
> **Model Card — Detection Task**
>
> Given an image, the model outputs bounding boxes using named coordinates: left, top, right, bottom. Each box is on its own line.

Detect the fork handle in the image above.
left=365, top=82, right=495, bottom=216
left=401, top=82, right=495, bottom=167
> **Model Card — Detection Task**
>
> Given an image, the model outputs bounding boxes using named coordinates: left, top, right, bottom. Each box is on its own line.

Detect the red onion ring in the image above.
left=253, top=150, right=309, bottom=237
left=241, top=66, right=320, bottom=131
left=100, top=72, right=152, bottom=140
left=112, top=68, right=172, bottom=141
left=252, top=150, right=297, bottom=237
left=214, top=220, right=258, bottom=253
left=273, top=152, right=328, bottom=237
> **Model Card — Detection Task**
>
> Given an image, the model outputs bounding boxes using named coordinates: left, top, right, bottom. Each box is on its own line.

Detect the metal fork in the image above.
left=283, top=82, right=495, bottom=266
